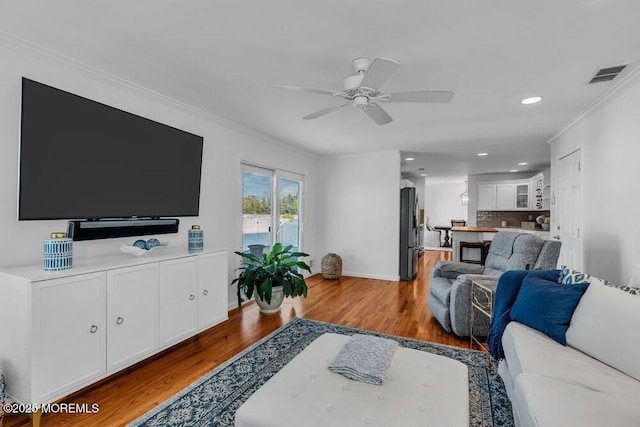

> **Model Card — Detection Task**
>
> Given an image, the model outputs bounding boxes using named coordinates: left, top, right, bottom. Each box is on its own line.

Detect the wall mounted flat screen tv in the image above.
left=19, top=78, right=204, bottom=220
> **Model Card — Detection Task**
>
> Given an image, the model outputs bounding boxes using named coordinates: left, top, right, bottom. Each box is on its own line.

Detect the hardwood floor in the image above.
left=4, top=250, right=461, bottom=427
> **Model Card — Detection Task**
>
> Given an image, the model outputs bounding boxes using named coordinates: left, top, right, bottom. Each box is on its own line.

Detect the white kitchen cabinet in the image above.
left=198, top=251, right=228, bottom=329
left=515, top=183, right=530, bottom=209
left=496, top=184, right=516, bottom=209
left=159, top=257, right=199, bottom=346
left=531, top=172, right=545, bottom=210
left=0, top=247, right=228, bottom=413
left=35, top=273, right=106, bottom=403
left=106, top=264, right=159, bottom=371
left=477, top=184, right=496, bottom=210
left=477, top=174, right=543, bottom=211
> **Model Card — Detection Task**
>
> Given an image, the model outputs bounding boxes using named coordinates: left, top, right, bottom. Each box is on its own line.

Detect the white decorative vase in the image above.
left=541, top=223, right=550, bottom=231
left=255, top=286, right=285, bottom=314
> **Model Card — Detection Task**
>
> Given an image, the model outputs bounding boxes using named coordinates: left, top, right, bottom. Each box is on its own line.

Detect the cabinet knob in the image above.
left=203, top=289, right=209, bottom=296
left=189, top=294, right=195, bottom=301
left=116, top=317, right=124, bottom=325
left=90, top=325, right=99, bottom=334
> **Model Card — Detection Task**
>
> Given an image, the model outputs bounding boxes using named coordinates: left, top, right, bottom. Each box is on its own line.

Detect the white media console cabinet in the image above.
left=0, top=247, right=228, bottom=426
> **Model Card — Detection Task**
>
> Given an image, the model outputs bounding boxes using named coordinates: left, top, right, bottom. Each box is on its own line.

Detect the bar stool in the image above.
left=460, top=241, right=487, bottom=265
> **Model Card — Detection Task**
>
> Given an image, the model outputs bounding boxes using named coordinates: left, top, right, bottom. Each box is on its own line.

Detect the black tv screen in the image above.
left=19, top=78, right=204, bottom=220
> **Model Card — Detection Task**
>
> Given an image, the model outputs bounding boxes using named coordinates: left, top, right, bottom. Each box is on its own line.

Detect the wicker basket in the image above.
left=321, top=253, right=342, bottom=279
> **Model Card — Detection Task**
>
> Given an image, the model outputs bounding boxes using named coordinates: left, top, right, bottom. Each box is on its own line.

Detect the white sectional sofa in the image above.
left=498, top=276, right=640, bottom=427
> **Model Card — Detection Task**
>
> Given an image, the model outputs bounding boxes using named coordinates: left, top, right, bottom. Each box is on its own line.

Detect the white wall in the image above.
left=0, top=42, right=320, bottom=309
left=550, top=74, right=640, bottom=285
left=318, top=151, right=400, bottom=281
left=424, top=182, right=468, bottom=228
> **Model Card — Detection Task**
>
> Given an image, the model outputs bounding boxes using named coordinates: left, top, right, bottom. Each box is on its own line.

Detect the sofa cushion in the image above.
left=602, top=280, right=640, bottom=295
left=502, top=322, right=640, bottom=397
left=566, top=277, right=640, bottom=382
left=429, top=276, right=453, bottom=305
left=484, top=233, right=545, bottom=273
left=513, top=373, right=640, bottom=427
left=510, top=276, right=589, bottom=345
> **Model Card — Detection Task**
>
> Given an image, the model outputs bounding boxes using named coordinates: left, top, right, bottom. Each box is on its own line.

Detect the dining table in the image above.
left=434, top=225, right=452, bottom=247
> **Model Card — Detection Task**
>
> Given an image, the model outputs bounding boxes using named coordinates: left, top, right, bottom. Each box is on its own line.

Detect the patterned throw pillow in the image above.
left=590, top=277, right=640, bottom=296
left=1, top=366, right=5, bottom=419
left=558, top=266, right=591, bottom=285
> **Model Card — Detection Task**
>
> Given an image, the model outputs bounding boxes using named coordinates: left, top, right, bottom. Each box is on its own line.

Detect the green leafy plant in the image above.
left=231, top=242, right=311, bottom=308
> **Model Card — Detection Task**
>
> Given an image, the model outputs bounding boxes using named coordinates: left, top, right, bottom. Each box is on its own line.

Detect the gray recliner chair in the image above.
left=428, top=231, right=561, bottom=337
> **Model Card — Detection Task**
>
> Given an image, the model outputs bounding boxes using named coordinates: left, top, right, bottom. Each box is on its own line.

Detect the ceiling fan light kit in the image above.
left=278, top=57, right=454, bottom=125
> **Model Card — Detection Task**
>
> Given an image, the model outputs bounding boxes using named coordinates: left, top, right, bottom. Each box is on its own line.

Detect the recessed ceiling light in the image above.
left=405, top=157, right=414, bottom=161
left=477, top=152, right=488, bottom=156
left=510, top=169, right=518, bottom=172
left=521, top=96, right=543, bottom=105
left=518, top=162, right=528, bottom=166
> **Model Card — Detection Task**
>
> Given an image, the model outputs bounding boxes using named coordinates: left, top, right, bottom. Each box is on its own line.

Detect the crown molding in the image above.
left=0, top=30, right=317, bottom=159
left=547, top=63, right=640, bottom=144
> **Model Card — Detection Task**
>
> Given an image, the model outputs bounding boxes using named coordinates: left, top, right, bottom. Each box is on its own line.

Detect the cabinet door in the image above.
left=515, top=183, right=530, bottom=209
left=107, top=264, right=159, bottom=371
left=159, top=257, right=198, bottom=346
left=198, top=251, right=229, bottom=330
left=496, top=184, right=516, bottom=209
left=34, top=273, right=106, bottom=402
left=477, top=184, right=496, bottom=210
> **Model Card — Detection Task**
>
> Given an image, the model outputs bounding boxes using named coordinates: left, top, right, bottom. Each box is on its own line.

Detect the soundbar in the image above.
left=67, top=218, right=179, bottom=241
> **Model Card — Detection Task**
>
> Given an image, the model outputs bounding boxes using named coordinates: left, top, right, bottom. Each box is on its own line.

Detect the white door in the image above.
left=198, top=251, right=228, bottom=329
left=159, top=257, right=198, bottom=346
left=35, top=273, right=106, bottom=402
left=556, top=150, right=582, bottom=269
left=106, top=264, right=159, bottom=371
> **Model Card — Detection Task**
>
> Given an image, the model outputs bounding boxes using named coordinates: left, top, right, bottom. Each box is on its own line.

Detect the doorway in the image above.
left=241, top=163, right=304, bottom=256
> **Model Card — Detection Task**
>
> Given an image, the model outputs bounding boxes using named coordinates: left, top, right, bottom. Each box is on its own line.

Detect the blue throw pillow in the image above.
left=511, top=275, right=589, bottom=345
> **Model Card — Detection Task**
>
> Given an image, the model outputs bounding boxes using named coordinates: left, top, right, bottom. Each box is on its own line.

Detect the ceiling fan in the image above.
left=277, top=57, right=454, bottom=125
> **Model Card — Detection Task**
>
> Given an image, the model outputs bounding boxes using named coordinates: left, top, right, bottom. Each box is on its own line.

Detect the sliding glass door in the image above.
left=241, top=164, right=303, bottom=255
left=242, top=166, right=273, bottom=254
left=278, top=176, right=302, bottom=252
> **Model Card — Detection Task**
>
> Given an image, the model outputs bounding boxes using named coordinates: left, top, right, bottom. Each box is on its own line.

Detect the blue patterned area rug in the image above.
left=130, top=318, right=513, bottom=427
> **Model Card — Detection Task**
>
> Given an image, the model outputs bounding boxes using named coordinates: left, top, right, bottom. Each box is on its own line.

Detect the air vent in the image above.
left=589, top=65, right=627, bottom=84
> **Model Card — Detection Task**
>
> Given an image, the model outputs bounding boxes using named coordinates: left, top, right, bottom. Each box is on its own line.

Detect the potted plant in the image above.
left=231, top=243, right=312, bottom=314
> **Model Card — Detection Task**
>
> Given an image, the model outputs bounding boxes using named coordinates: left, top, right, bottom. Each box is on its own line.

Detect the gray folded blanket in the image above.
left=328, top=334, right=399, bottom=385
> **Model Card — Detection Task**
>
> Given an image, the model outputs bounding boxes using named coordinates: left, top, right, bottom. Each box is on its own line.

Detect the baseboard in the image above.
left=341, top=271, right=401, bottom=282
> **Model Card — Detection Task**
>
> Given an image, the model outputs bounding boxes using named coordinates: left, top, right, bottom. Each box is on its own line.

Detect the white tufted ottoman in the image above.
left=235, top=333, right=469, bottom=427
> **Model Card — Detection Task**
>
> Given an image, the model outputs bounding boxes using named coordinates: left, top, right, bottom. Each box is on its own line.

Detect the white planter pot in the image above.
left=255, top=286, right=285, bottom=314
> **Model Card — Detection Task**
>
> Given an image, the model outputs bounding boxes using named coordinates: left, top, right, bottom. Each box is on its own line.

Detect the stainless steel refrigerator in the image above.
left=400, top=187, right=420, bottom=280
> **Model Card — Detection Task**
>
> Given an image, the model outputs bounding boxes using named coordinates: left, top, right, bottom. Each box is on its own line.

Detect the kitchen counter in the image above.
left=451, top=226, right=498, bottom=233
left=451, top=227, right=497, bottom=262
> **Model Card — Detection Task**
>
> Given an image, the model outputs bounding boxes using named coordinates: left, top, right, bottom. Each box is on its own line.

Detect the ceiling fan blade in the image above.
left=363, top=103, right=393, bottom=125
left=359, top=58, right=400, bottom=90
left=384, top=91, right=454, bottom=103
left=303, top=103, right=350, bottom=120
left=277, top=83, right=344, bottom=97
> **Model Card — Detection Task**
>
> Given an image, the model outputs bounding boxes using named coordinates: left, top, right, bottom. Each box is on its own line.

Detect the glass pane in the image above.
left=242, top=170, right=272, bottom=256
left=278, top=177, right=301, bottom=252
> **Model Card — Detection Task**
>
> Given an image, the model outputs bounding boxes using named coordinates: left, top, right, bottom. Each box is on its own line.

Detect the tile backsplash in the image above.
left=477, top=210, right=550, bottom=228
